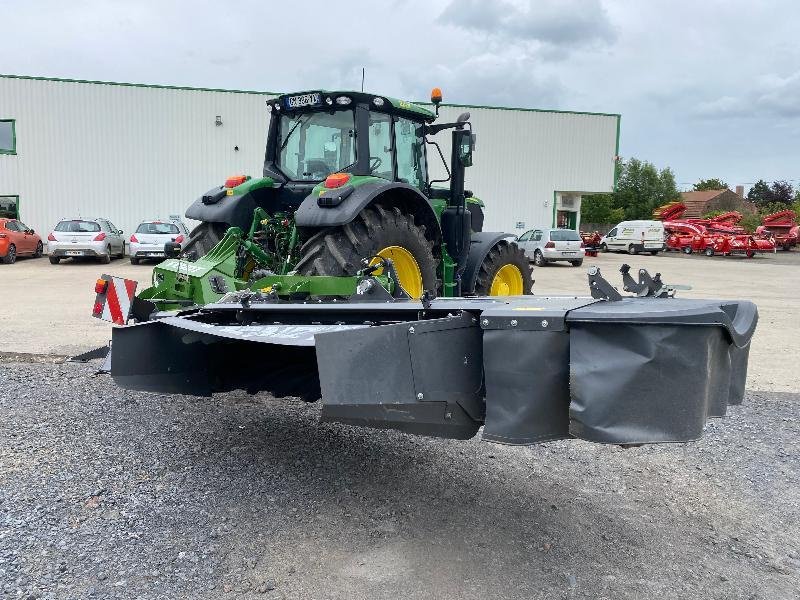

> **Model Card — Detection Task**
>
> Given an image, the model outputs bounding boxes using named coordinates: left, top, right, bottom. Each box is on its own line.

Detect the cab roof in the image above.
left=273, top=90, right=437, bottom=122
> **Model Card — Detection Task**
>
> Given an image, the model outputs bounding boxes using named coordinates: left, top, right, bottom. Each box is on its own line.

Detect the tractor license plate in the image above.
left=66, top=250, right=84, bottom=256
left=286, top=93, right=322, bottom=109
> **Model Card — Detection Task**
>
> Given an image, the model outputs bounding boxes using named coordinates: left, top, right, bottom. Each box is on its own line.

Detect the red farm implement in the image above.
left=580, top=231, right=602, bottom=257
left=756, top=210, right=798, bottom=251
left=657, top=203, right=775, bottom=257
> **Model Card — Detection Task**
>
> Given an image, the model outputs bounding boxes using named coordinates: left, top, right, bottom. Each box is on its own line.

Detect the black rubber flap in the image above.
left=482, top=329, right=571, bottom=444
left=569, top=322, right=738, bottom=444
left=316, top=312, right=483, bottom=439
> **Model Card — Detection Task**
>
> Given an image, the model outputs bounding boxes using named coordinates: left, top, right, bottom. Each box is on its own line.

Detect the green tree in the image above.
left=693, top=178, right=729, bottom=191
left=747, top=180, right=772, bottom=206
left=613, top=158, right=681, bottom=220
left=580, top=193, right=625, bottom=224
left=770, top=180, right=794, bottom=205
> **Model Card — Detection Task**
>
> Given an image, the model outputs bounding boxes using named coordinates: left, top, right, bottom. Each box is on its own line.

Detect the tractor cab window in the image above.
left=367, top=112, right=393, bottom=181
left=394, top=117, right=427, bottom=190
left=277, top=110, right=356, bottom=181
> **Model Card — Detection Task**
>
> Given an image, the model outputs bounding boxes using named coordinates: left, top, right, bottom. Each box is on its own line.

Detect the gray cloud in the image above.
left=694, top=71, right=800, bottom=119
left=438, top=0, right=616, bottom=50
left=401, top=52, right=563, bottom=108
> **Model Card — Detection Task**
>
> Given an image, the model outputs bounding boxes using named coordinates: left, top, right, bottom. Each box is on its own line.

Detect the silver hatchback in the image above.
left=47, top=218, right=125, bottom=264
left=516, top=228, right=585, bottom=267
left=129, top=220, right=189, bottom=264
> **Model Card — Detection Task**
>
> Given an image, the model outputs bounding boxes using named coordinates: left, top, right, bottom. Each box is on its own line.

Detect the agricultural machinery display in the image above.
left=579, top=231, right=602, bottom=257
left=655, top=202, right=776, bottom=257
left=756, top=210, right=798, bottom=251
left=88, top=89, right=758, bottom=449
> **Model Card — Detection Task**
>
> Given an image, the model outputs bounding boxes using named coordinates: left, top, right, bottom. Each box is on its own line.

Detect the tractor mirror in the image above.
left=456, top=112, right=470, bottom=123
left=459, top=133, right=474, bottom=167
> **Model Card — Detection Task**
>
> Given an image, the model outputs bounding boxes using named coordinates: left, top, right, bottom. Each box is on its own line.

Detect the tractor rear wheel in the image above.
left=183, top=222, right=228, bottom=259
left=294, top=205, right=438, bottom=299
left=474, top=242, right=533, bottom=296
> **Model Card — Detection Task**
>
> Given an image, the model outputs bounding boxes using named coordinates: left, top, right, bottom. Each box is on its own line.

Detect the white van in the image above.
left=600, top=220, right=665, bottom=255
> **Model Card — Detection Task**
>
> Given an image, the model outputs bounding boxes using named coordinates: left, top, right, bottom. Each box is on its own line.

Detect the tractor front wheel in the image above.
left=474, top=242, right=533, bottom=296
left=294, top=205, right=438, bottom=299
left=182, top=222, right=229, bottom=260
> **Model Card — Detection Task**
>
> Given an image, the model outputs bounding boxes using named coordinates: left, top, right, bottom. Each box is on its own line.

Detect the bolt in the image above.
left=444, top=411, right=452, bottom=419
left=481, top=318, right=489, bottom=327
left=510, top=319, right=518, bottom=327
left=416, top=392, right=424, bottom=400
left=408, top=326, right=415, bottom=334
left=541, top=319, right=549, bottom=328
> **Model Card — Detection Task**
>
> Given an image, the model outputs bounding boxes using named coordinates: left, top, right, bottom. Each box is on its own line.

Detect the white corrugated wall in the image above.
left=0, top=76, right=273, bottom=236
left=430, top=104, right=619, bottom=232
left=0, top=76, right=618, bottom=238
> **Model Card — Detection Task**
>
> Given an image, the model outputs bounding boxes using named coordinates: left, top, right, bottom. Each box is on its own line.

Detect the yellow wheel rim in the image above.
left=489, top=264, right=524, bottom=296
left=370, top=246, right=423, bottom=299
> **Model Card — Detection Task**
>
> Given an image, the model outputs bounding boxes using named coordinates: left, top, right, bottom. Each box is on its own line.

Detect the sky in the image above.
left=2, top=0, right=798, bottom=191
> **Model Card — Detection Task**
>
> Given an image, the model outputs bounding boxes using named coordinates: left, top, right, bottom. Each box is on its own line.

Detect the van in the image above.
left=600, top=220, right=665, bottom=255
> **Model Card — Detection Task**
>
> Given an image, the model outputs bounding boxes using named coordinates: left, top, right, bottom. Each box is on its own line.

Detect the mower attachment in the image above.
left=109, top=267, right=758, bottom=446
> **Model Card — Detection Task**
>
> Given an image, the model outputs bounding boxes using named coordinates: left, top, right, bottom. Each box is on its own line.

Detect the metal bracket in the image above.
left=355, top=257, right=411, bottom=302
left=620, top=264, right=675, bottom=298
left=587, top=266, right=623, bottom=301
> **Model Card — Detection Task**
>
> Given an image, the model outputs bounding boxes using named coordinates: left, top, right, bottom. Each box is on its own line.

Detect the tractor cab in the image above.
left=263, top=91, right=436, bottom=194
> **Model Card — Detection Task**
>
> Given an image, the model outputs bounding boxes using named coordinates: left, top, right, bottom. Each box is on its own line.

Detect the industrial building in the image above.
left=0, top=74, right=620, bottom=238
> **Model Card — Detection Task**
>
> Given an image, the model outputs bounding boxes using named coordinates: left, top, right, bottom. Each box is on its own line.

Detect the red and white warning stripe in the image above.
left=92, top=275, right=137, bottom=325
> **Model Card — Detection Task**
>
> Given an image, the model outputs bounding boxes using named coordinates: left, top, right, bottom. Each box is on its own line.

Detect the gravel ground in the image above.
left=1, top=360, right=798, bottom=599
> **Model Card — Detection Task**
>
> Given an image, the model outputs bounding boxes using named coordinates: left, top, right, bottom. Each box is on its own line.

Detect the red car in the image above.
left=0, top=218, right=44, bottom=264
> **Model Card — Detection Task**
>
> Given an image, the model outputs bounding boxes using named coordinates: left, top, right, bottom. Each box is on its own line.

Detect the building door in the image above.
left=557, top=210, right=577, bottom=229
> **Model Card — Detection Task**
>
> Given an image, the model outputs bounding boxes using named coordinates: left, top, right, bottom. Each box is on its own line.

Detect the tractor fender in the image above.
left=185, top=186, right=258, bottom=230
left=462, top=232, right=517, bottom=295
left=294, top=181, right=441, bottom=245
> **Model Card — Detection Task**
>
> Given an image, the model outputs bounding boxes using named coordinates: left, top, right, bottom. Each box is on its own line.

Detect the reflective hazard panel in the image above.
left=92, top=274, right=138, bottom=325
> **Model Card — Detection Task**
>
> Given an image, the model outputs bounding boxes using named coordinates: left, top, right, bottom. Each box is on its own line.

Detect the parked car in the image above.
left=129, top=220, right=189, bottom=264
left=516, top=228, right=585, bottom=266
left=0, top=218, right=44, bottom=264
left=600, top=220, right=665, bottom=255
left=47, top=218, right=125, bottom=264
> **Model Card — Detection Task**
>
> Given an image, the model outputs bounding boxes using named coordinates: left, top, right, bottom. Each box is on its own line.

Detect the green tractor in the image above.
left=180, top=88, right=532, bottom=299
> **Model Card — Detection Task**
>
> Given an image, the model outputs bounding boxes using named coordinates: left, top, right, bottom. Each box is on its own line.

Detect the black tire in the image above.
left=182, top=222, right=229, bottom=259
left=600, top=243, right=608, bottom=252
left=627, top=244, right=637, bottom=255
left=569, top=259, right=584, bottom=267
left=100, top=253, right=111, bottom=264
left=2, top=244, right=16, bottom=264
left=533, top=249, right=547, bottom=266
left=783, top=244, right=792, bottom=251
left=473, top=241, right=534, bottom=296
left=294, top=204, right=438, bottom=297
left=649, top=250, right=659, bottom=255
left=130, top=256, right=140, bottom=265
left=682, top=246, right=693, bottom=255
left=34, top=241, right=43, bottom=258
left=704, top=248, right=714, bottom=257
left=49, top=256, right=60, bottom=265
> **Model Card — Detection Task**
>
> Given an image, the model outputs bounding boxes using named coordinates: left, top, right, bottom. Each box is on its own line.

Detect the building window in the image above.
left=0, top=120, right=15, bottom=154
left=0, top=195, right=19, bottom=218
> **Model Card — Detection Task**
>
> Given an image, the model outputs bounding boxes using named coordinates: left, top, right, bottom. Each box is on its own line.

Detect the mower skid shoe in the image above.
left=316, top=312, right=484, bottom=440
